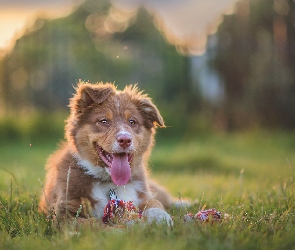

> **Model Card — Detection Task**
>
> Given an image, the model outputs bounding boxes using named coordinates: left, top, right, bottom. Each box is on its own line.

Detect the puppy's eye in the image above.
left=129, top=119, right=136, bottom=126
left=98, top=119, right=109, bottom=125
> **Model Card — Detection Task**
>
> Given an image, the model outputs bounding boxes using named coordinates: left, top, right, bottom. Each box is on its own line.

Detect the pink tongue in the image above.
left=110, top=153, right=131, bottom=186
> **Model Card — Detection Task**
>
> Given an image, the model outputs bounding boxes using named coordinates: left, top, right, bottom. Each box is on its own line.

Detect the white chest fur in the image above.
left=91, top=180, right=144, bottom=218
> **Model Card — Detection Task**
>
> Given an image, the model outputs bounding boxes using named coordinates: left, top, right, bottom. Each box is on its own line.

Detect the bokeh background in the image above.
left=1, top=2, right=295, bottom=248
left=0, top=0, right=295, bottom=139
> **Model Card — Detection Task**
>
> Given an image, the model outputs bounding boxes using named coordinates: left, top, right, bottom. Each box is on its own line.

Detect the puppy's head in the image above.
left=66, top=81, right=164, bottom=186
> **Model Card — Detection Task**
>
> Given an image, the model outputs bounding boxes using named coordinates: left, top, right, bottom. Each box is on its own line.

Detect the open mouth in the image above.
left=96, top=145, right=133, bottom=186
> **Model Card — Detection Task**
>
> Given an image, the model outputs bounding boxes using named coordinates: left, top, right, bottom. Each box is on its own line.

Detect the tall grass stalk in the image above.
left=66, top=166, right=72, bottom=226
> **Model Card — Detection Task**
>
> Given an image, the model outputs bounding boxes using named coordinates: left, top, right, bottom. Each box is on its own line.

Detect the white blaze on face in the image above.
left=115, top=94, right=120, bottom=109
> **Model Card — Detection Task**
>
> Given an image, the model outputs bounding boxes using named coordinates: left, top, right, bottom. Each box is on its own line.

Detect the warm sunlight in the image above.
left=0, top=1, right=82, bottom=49
left=1, top=0, right=239, bottom=55
left=0, top=11, right=30, bottom=48
left=112, top=0, right=239, bottom=55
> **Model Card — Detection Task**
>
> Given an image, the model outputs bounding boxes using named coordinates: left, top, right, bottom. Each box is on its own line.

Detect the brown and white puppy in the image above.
left=39, top=82, right=174, bottom=225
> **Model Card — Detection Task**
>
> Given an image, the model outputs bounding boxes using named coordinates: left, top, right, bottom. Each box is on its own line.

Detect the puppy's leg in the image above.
left=148, top=179, right=174, bottom=208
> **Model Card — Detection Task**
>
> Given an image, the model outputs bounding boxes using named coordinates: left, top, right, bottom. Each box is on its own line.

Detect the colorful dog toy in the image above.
left=184, top=208, right=222, bottom=222
left=102, top=189, right=142, bottom=225
left=102, top=190, right=222, bottom=226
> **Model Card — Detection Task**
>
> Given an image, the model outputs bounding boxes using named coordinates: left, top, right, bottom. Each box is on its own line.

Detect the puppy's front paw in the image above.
left=143, top=208, right=173, bottom=226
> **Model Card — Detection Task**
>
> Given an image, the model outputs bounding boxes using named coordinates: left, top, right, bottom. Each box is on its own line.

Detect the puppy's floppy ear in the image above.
left=71, top=83, right=114, bottom=112
left=81, top=86, right=112, bottom=107
left=139, top=98, right=165, bottom=128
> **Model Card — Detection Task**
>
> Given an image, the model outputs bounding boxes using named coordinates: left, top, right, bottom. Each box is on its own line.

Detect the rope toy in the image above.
left=184, top=208, right=222, bottom=222
left=102, top=189, right=142, bottom=225
left=102, top=190, right=222, bottom=226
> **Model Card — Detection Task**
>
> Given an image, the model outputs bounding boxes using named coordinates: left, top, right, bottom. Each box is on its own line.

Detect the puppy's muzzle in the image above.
left=117, top=134, right=132, bottom=149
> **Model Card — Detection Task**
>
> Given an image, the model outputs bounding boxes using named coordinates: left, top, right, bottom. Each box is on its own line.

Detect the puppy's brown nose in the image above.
left=117, top=134, right=132, bottom=149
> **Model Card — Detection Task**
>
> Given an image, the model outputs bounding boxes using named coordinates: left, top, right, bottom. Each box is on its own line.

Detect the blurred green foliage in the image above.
left=1, top=0, right=295, bottom=132
left=0, top=0, right=194, bottom=119
left=0, top=112, right=65, bottom=143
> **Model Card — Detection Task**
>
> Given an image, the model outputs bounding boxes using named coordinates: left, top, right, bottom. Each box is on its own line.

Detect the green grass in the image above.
left=1, top=130, right=295, bottom=249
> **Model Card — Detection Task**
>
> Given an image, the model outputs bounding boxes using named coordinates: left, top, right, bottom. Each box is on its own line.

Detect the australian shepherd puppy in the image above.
left=39, top=82, right=174, bottom=226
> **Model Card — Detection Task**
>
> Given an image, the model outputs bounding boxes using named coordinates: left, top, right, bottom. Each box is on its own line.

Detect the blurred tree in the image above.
left=214, top=0, right=295, bottom=130
left=0, top=0, right=198, bottom=118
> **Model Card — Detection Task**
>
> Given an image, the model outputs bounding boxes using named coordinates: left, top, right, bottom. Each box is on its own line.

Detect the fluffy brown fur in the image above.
left=39, top=82, right=174, bottom=225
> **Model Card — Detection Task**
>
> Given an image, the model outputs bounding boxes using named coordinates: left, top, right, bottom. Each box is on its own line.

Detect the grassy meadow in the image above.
left=1, top=115, right=295, bottom=249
